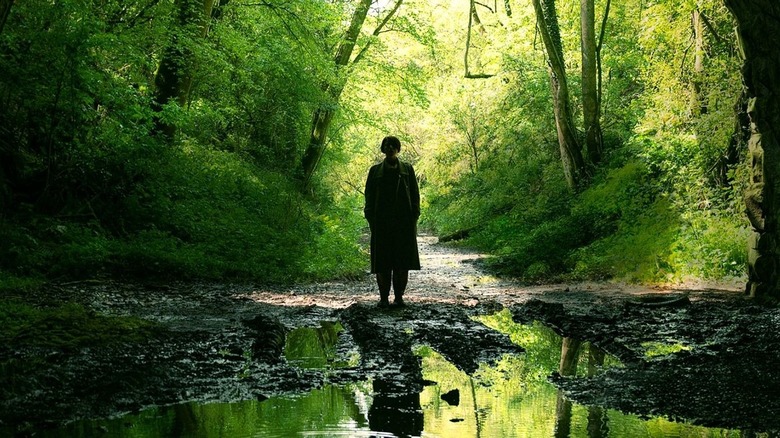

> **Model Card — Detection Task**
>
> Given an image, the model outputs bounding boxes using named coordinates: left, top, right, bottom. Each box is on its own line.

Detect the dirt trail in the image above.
left=246, top=235, right=744, bottom=308
left=2, top=235, right=777, bottom=434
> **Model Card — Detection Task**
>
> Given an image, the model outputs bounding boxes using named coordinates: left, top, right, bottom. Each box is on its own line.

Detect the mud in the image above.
left=1, top=236, right=777, bottom=435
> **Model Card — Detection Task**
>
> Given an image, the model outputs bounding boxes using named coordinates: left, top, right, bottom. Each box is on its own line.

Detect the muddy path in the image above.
left=2, top=236, right=778, bottom=435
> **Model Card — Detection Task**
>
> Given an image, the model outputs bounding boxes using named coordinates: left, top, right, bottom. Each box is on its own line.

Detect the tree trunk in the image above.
left=531, top=0, right=587, bottom=190
left=553, top=391, right=573, bottom=438
left=558, top=337, right=581, bottom=376
left=0, top=0, right=13, bottom=35
left=724, top=0, right=780, bottom=301
left=553, top=337, right=581, bottom=438
left=300, top=0, right=374, bottom=185
left=152, top=0, right=216, bottom=139
left=464, top=0, right=493, bottom=79
left=691, top=7, right=707, bottom=115
left=581, top=0, right=602, bottom=164
left=714, top=89, right=749, bottom=187
left=586, top=345, right=607, bottom=437
left=300, top=0, right=403, bottom=186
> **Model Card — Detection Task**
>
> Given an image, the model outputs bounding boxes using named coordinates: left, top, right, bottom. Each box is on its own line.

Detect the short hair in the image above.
left=380, top=136, right=401, bottom=154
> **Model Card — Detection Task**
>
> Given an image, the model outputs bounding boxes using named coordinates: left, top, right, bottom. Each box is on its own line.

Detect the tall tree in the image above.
left=691, top=5, right=706, bottom=115
left=152, top=0, right=218, bottom=139
left=580, top=0, right=602, bottom=164
left=0, top=0, right=12, bottom=35
left=300, top=0, right=403, bottom=186
left=531, top=0, right=587, bottom=190
left=724, top=0, right=780, bottom=301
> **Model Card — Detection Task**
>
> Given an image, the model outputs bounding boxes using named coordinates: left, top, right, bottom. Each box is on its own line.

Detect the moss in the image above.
left=0, top=300, right=157, bottom=352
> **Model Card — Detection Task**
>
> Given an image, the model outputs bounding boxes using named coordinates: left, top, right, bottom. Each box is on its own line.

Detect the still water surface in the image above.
left=39, top=314, right=741, bottom=437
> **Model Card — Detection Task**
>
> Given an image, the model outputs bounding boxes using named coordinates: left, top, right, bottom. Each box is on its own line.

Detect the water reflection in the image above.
left=554, top=338, right=608, bottom=438
left=32, top=316, right=747, bottom=437
left=368, top=378, right=424, bottom=438
left=284, top=321, right=345, bottom=369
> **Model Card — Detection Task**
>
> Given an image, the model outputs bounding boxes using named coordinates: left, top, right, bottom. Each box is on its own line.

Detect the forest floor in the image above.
left=2, top=236, right=779, bottom=435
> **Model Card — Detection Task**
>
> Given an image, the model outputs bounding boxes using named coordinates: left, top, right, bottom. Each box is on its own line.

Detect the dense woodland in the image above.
left=0, top=0, right=761, bottom=290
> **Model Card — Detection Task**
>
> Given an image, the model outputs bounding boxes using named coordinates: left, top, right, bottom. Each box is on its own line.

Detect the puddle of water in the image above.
left=30, top=384, right=378, bottom=438
left=284, top=321, right=354, bottom=369
left=23, top=314, right=746, bottom=437
left=640, top=341, right=691, bottom=358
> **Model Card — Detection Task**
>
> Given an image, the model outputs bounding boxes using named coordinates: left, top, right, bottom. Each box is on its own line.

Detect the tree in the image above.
left=152, top=0, right=219, bottom=139
left=531, top=0, right=587, bottom=190
left=0, top=0, right=12, bottom=35
left=692, top=7, right=705, bottom=113
left=580, top=0, right=602, bottom=164
left=724, top=0, right=780, bottom=301
left=300, top=0, right=403, bottom=187
left=464, top=0, right=494, bottom=79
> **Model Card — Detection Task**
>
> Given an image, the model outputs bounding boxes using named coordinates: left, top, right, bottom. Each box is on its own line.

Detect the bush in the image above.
left=0, top=140, right=368, bottom=284
left=570, top=197, right=680, bottom=282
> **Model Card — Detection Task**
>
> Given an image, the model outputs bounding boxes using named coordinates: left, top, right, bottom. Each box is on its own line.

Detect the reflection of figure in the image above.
left=368, top=378, right=424, bottom=438
left=364, top=136, right=421, bottom=307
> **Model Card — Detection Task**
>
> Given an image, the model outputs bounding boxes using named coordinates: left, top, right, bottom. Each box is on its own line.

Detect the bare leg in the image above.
left=376, top=272, right=391, bottom=306
left=392, top=270, right=408, bottom=304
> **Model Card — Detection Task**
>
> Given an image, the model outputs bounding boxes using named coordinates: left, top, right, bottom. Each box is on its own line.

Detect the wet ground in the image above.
left=1, top=236, right=778, bottom=436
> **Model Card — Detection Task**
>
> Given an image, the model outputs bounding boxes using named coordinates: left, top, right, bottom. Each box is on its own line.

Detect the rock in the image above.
left=441, top=389, right=460, bottom=406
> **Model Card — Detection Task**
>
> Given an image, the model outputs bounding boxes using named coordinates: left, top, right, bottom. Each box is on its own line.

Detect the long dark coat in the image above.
left=364, top=160, right=421, bottom=273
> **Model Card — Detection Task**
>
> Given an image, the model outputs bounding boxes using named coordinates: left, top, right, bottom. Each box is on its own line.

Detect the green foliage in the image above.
left=115, top=143, right=310, bottom=281
left=0, top=0, right=370, bottom=284
left=668, top=211, right=750, bottom=281
left=570, top=197, right=681, bottom=282
left=300, top=201, right=367, bottom=281
left=0, top=273, right=45, bottom=296
left=475, top=311, right=564, bottom=382
left=284, top=322, right=346, bottom=368
left=0, top=0, right=753, bottom=288
left=0, top=217, right=112, bottom=279
left=641, top=341, right=691, bottom=358
left=0, top=300, right=156, bottom=351
left=418, top=0, right=747, bottom=285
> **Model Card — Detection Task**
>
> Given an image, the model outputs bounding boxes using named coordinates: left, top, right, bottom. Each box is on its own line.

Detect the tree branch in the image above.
left=698, top=11, right=726, bottom=46
left=474, top=1, right=496, bottom=13
left=352, top=0, right=403, bottom=65
left=464, top=0, right=494, bottom=78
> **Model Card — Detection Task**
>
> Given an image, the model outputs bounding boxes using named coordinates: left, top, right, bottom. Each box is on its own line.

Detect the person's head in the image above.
left=380, top=136, right=401, bottom=155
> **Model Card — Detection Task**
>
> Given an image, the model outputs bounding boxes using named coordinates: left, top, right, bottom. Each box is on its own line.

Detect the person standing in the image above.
left=364, top=136, right=421, bottom=307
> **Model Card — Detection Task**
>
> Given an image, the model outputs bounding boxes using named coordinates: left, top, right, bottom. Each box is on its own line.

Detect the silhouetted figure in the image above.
left=364, top=136, right=421, bottom=307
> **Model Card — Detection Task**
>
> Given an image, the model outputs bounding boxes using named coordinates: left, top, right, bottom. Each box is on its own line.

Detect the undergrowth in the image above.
left=0, top=141, right=367, bottom=286
left=0, top=300, right=157, bottom=352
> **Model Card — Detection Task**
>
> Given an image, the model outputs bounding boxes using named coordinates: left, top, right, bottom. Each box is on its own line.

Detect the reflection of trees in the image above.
left=284, top=322, right=342, bottom=368
left=172, top=403, right=198, bottom=436
left=554, top=338, right=609, bottom=438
